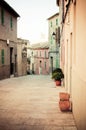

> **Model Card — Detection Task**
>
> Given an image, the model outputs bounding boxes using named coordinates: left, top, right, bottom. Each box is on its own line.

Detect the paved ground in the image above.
left=0, top=75, right=77, bottom=130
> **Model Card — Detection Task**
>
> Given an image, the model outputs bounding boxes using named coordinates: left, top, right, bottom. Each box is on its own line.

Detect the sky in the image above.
left=5, top=0, right=59, bottom=44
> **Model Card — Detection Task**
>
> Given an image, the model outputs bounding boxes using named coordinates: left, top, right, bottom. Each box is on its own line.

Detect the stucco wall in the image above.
left=48, top=14, right=60, bottom=71
left=0, top=4, right=18, bottom=79
left=72, top=68, right=86, bottom=130
left=0, top=39, right=17, bottom=79
left=72, top=0, right=86, bottom=129
left=0, top=6, right=17, bottom=41
left=34, top=48, right=49, bottom=75
left=0, top=41, right=10, bottom=79
left=59, top=0, right=86, bottom=129
left=17, top=43, right=22, bottom=76
left=17, top=39, right=28, bottom=76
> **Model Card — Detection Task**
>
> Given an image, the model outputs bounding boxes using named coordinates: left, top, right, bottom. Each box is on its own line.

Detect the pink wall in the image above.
left=34, top=48, right=49, bottom=75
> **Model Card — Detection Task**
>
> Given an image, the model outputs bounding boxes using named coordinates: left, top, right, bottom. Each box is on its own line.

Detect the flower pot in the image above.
left=59, top=92, right=70, bottom=101
left=55, top=80, right=61, bottom=86
left=59, top=100, right=70, bottom=111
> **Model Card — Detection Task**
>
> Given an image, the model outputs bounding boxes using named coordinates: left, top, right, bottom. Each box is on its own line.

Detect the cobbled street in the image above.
left=0, top=75, right=77, bottom=130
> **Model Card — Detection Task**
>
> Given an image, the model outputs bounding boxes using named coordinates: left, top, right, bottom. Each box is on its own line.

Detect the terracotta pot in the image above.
left=55, top=80, right=61, bottom=86
left=59, top=100, right=70, bottom=111
left=59, top=92, right=70, bottom=101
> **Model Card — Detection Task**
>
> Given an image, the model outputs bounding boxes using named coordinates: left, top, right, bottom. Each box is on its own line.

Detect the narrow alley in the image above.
left=0, top=75, right=77, bottom=130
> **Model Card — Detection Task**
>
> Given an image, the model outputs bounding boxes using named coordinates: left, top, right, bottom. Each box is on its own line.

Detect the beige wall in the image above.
left=62, top=0, right=86, bottom=129
left=17, top=39, right=28, bottom=76
left=64, top=2, right=73, bottom=94
left=17, top=43, right=22, bottom=76
left=72, top=0, right=86, bottom=130
left=57, top=0, right=86, bottom=129
left=72, top=69, right=86, bottom=130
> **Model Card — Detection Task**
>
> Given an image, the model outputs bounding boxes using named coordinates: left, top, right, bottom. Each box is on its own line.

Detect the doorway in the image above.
left=51, top=56, right=53, bottom=73
left=10, top=48, right=14, bottom=75
left=69, top=33, right=72, bottom=95
left=32, top=63, right=34, bottom=74
left=15, top=55, right=17, bottom=73
left=39, top=60, right=42, bottom=74
left=66, top=40, right=68, bottom=91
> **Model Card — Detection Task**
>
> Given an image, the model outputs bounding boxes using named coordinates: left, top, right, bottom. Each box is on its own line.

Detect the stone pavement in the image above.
left=0, top=75, right=77, bottom=130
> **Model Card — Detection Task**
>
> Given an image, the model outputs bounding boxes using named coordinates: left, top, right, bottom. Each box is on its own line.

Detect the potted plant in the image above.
left=52, top=68, right=64, bottom=86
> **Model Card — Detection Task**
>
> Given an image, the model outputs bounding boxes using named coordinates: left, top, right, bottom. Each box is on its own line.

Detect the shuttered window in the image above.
left=45, top=62, right=46, bottom=69
left=57, top=27, right=60, bottom=46
left=45, top=51, right=46, bottom=58
left=40, top=51, right=41, bottom=57
left=1, top=8, right=4, bottom=25
left=62, top=0, right=64, bottom=22
left=51, top=21, right=52, bottom=27
left=51, top=36, right=53, bottom=44
left=1, top=49, right=4, bottom=64
left=56, top=19, right=58, bottom=25
left=10, top=16, right=13, bottom=29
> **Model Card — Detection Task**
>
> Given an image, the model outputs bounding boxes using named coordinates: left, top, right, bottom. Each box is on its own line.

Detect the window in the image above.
left=51, top=36, right=53, bottom=44
left=45, top=51, right=46, bottom=58
left=45, top=62, right=46, bottom=69
left=40, top=51, right=41, bottom=57
left=31, top=51, right=33, bottom=56
left=36, top=51, right=38, bottom=56
left=51, top=21, right=52, bottom=27
left=67, top=11, right=70, bottom=23
left=40, top=60, right=42, bottom=67
left=10, top=16, right=13, bottom=29
left=62, top=0, right=64, bottom=23
left=56, top=19, right=58, bottom=25
left=1, top=49, right=4, bottom=64
left=1, top=8, right=4, bottom=25
left=57, top=27, right=60, bottom=45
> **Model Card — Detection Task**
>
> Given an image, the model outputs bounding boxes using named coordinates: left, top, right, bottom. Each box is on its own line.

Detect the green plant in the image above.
left=52, top=68, right=64, bottom=81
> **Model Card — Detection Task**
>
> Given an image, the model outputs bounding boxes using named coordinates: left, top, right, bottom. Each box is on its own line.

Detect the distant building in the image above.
left=0, top=0, right=19, bottom=79
left=17, top=38, right=30, bottom=76
left=47, top=13, right=60, bottom=73
left=30, top=42, right=49, bottom=75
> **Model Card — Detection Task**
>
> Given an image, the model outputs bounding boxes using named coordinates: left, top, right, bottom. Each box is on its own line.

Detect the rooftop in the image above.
left=31, top=42, right=49, bottom=49
left=56, top=0, right=59, bottom=6
left=47, top=12, right=59, bottom=20
left=0, top=0, right=20, bottom=17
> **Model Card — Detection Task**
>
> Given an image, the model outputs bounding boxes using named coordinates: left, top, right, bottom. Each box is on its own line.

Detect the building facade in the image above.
left=30, top=42, right=49, bottom=75
left=17, top=38, right=29, bottom=76
left=47, top=13, right=60, bottom=74
left=57, top=0, right=86, bottom=129
left=0, top=0, right=19, bottom=79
